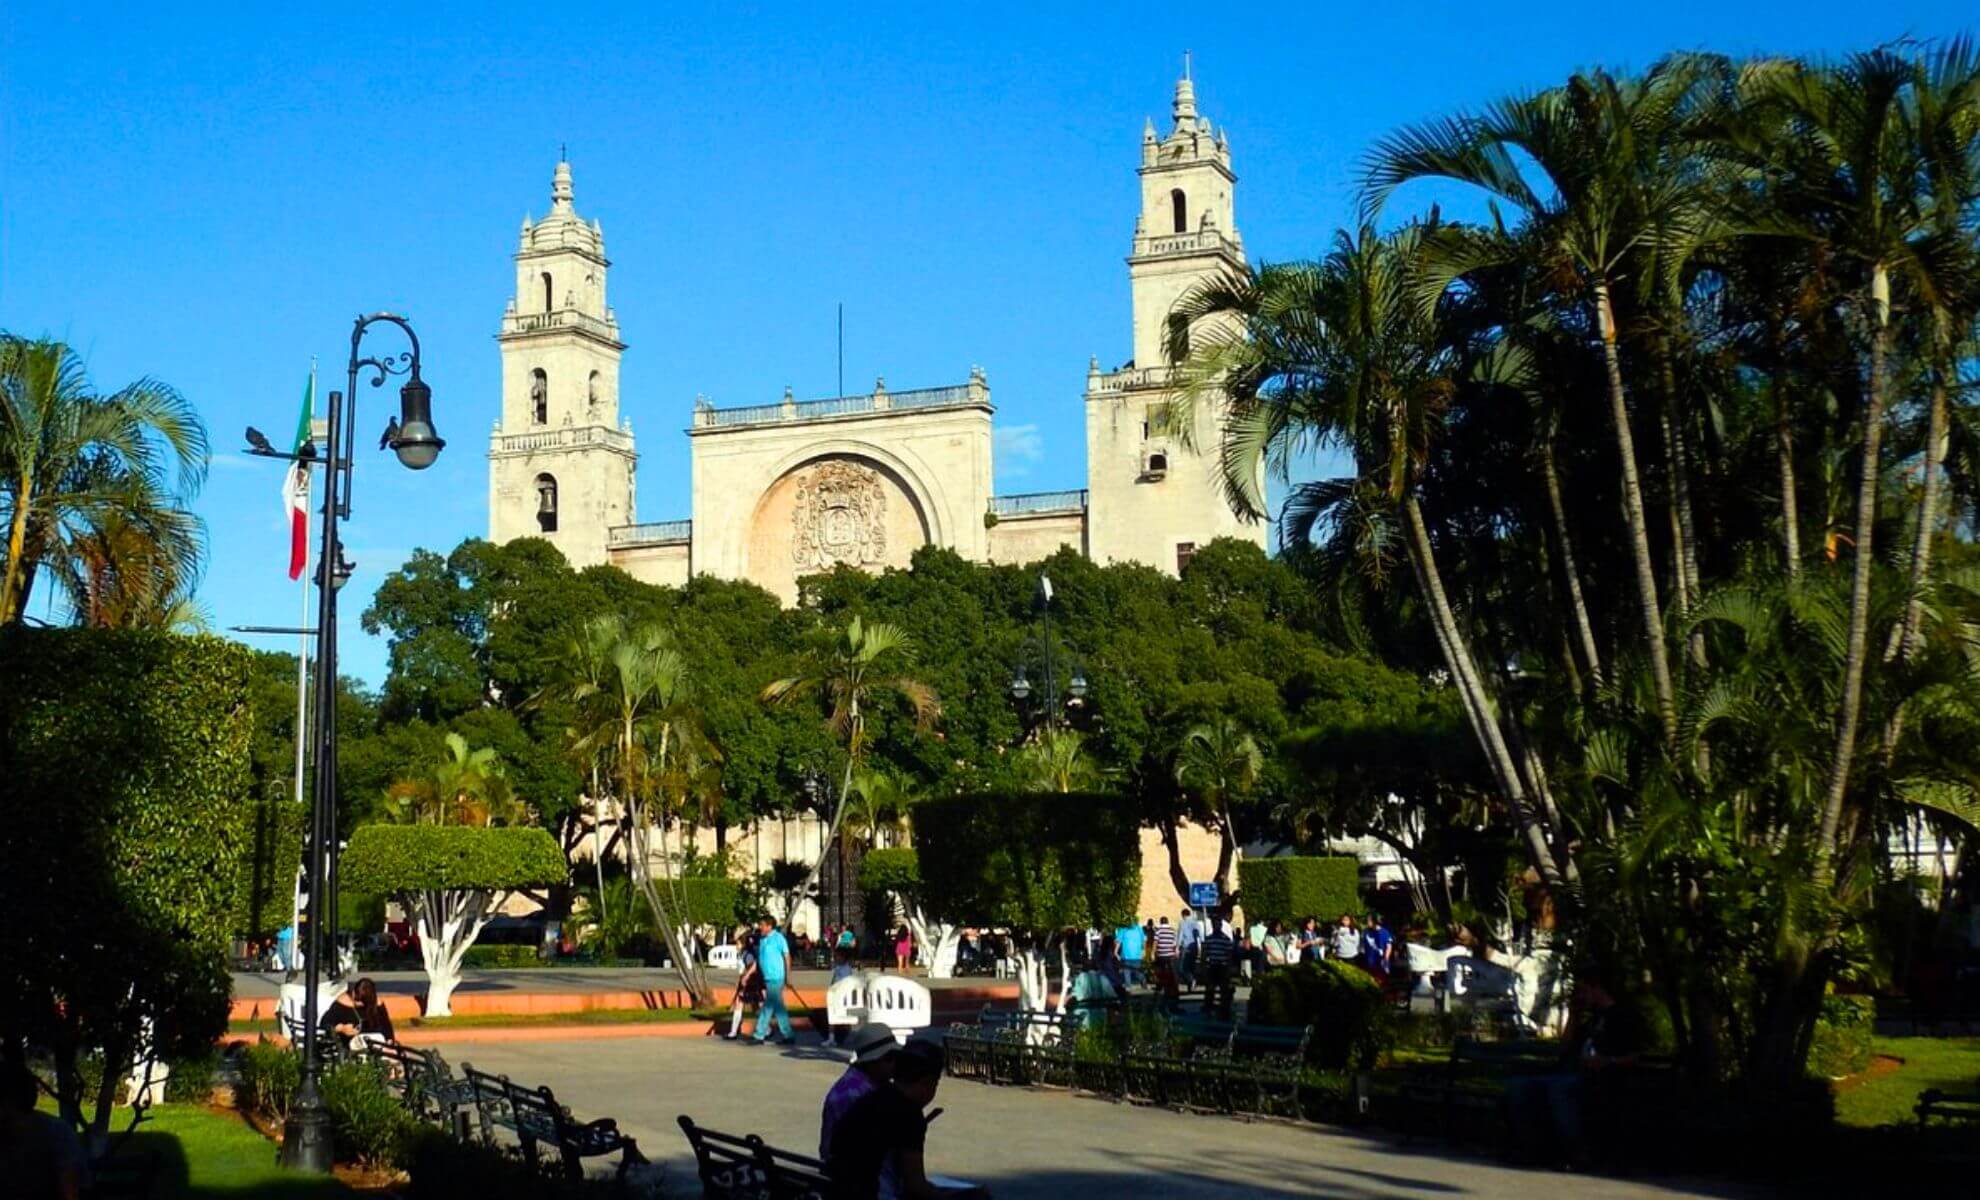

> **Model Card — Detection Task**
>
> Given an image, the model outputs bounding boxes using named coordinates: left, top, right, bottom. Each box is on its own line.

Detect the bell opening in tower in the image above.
left=535, top=473, right=559, bottom=533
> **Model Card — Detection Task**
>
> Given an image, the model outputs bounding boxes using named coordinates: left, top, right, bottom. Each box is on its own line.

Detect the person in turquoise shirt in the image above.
left=1114, top=922, right=1146, bottom=987
left=751, top=915, right=796, bottom=1044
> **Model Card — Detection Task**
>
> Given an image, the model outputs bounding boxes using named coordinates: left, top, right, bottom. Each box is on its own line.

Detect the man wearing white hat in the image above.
left=820, top=1022, right=899, bottom=1159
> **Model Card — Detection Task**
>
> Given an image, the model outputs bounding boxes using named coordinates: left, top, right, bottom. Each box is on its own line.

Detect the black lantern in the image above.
left=390, top=373, right=444, bottom=469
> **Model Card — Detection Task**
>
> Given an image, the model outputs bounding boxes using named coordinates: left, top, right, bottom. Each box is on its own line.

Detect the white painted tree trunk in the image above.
left=1014, top=948, right=1050, bottom=1013
left=414, top=888, right=496, bottom=1017
left=904, top=905, right=958, bottom=979
left=124, top=1017, right=167, bottom=1108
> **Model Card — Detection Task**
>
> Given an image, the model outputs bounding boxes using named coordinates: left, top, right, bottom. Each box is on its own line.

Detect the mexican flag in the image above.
left=282, top=372, right=313, bottom=580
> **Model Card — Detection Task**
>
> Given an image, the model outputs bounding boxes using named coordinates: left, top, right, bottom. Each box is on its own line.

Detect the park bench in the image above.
left=1120, top=1013, right=1235, bottom=1110
left=941, top=1006, right=1078, bottom=1087
left=678, top=1114, right=831, bottom=1199
left=280, top=1012, right=347, bottom=1065
left=462, top=1063, right=646, bottom=1180
left=942, top=1006, right=1011, bottom=1081
left=1396, top=1037, right=1562, bottom=1145
left=364, top=1040, right=475, bottom=1137
left=1201, top=1023, right=1313, bottom=1118
left=1916, top=1080, right=1980, bottom=1125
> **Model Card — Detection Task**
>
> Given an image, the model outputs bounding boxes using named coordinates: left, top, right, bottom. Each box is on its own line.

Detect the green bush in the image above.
left=461, top=944, right=542, bottom=969
left=1237, top=857, right=1361, bottom=925
left=1249, top=960, right=1394, bottom=1069
left=1807, top=993, right=1876, bottom=1078
left=0, top=629, right=255, bottom=1129
left=320, top=1059, right=419, bottom=1168
left=237, top=1040, right=300, bottom=1122
left=164, top=1052, right=218, bottom=1103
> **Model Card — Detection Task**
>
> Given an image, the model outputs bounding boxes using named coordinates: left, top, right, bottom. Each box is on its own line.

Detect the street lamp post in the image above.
left=258, top=313, right=442, bottom=1173
left=1008, top=573, right=1088, bottom=736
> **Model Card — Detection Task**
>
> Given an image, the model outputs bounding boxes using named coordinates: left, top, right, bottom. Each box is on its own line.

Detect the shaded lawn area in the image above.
left=1835, top=1036, right=1980, bottom=1128
left=101, top=1104, right=354, bottom=1198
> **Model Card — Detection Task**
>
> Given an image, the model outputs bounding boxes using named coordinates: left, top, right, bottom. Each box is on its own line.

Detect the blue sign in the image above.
left=1188, top=882, right=1220, bottom=909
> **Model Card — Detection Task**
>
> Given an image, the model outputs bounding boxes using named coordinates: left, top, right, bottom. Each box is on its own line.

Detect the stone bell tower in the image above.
left=488, top=157, right=637, bottom=568
left=1084, top=63, right=1264, bottom=574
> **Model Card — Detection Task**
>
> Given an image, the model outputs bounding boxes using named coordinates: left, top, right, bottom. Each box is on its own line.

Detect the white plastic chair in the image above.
left=827, top=971, right=873, bottom=1029
left=864, top=974, right=933, bottom=1044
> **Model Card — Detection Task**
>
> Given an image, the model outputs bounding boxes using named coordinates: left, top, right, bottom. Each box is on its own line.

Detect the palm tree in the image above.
left=1012, top=727, right=1101, bottom=795
left=0, top=336, right=208, bottom=625
left=1360, top=62, right=1725, bottom=746
left=1166, top=227, right=1574, bottom=888
left=762, top=615, right=939, bottom=907
left=1173, top=718, right=1262, bottom=895
left=548, top=614, right=711, bottom=1005
left=1728, top=48, right=1959, bottom=881
left=388, top=732, right=519, bottom=826
left=844, top=764, right=921, bottom=846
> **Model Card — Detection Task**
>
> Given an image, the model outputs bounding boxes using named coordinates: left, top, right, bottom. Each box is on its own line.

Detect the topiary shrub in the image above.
left=917, top=790, right=1140, bottom=1009
left=320, top=1058, right=420, bottom=1168
left=341, top=823, right=566, bottom=1015
left=237, top=1040, right=300, bottom=1123
left=1806, top=993, right=1876, bottom=1078
left=460, top=944, right=542, bottom=970
left=1248, top=960, right=1395, bottom=1069
left=0, top=628, right=259, bottom=1144
left=674, top=878, right=741, bottom=929
left=1237, top=856, right=1361, bottom=925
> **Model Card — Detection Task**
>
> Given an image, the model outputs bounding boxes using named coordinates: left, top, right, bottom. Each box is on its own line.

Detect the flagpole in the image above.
left=290, top=360, right=315, bottom=964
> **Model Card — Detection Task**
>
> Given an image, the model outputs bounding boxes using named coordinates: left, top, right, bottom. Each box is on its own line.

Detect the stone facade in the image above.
left=488, top=68, right=1266, bottom=592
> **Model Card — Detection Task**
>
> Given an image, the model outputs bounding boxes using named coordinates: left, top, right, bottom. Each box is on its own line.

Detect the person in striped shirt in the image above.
left=1199, top=917, right=1236, bottom=1019
left=1151, top=916, right=1181, bottom=1007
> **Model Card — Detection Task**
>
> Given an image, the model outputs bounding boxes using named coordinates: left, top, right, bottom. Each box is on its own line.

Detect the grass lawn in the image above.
left=101, top=1104, right=354, bottom=1198
left=230, top=1005, right=700, bottom=1036
left=1835, top=1035, right=1980, bottom=1128
left=403, top=1006, right=698, bottom=1029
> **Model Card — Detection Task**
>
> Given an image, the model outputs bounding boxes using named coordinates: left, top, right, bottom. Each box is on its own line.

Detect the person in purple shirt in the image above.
left=820, top=1023, right=899, bottom=1158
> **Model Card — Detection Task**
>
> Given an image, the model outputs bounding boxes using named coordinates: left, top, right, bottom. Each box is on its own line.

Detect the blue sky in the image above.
left=3, top=3, right=1970, bottom=684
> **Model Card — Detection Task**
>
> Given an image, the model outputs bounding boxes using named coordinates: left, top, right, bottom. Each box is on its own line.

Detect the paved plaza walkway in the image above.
left=423, top=1034, right=1752, bottom=1199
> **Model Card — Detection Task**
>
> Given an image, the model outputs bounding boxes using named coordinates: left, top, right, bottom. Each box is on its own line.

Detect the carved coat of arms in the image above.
left=792, top=460, right=887, bottom=570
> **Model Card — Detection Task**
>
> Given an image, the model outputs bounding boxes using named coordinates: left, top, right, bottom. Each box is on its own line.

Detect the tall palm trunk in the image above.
left=1772, top=322, right=1803, bottom=576
left=1817, top=267, right=1891, bottom=882
left=1402, top=496, right=1568, bottom=887
left=1593, top=279, right=1677, bottom=745
left=1897, top=368, right=1948, bottom=656
left=1541, top=435, right=1603, bottom=689
left=794, top=707, right=862, bottom=911
left=1, top=476, right=35, bottom=624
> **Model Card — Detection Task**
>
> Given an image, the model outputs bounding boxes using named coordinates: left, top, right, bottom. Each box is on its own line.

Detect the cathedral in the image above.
left=488, top=69, right=1263, bottom=600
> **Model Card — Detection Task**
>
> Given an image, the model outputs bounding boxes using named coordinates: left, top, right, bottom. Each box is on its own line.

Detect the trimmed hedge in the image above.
left=0, top=629, right=256, bottom=1124
left=858, top=847, right=920, bottom=896
left=1238, top=856, right=1361, bottom=924
left=237, top=795, right=305, bottom=936
left=1249, top=960, right=1395, bottom=1069
left=340, top=824, right=567, bottom=894
left=1807, top=993, right=1876, bottom=1078
left=672, top=877, right=742, bottom=928
left=916, top=792, right=1139, bottom=934
left=460, top=944, right=541, bottom=969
